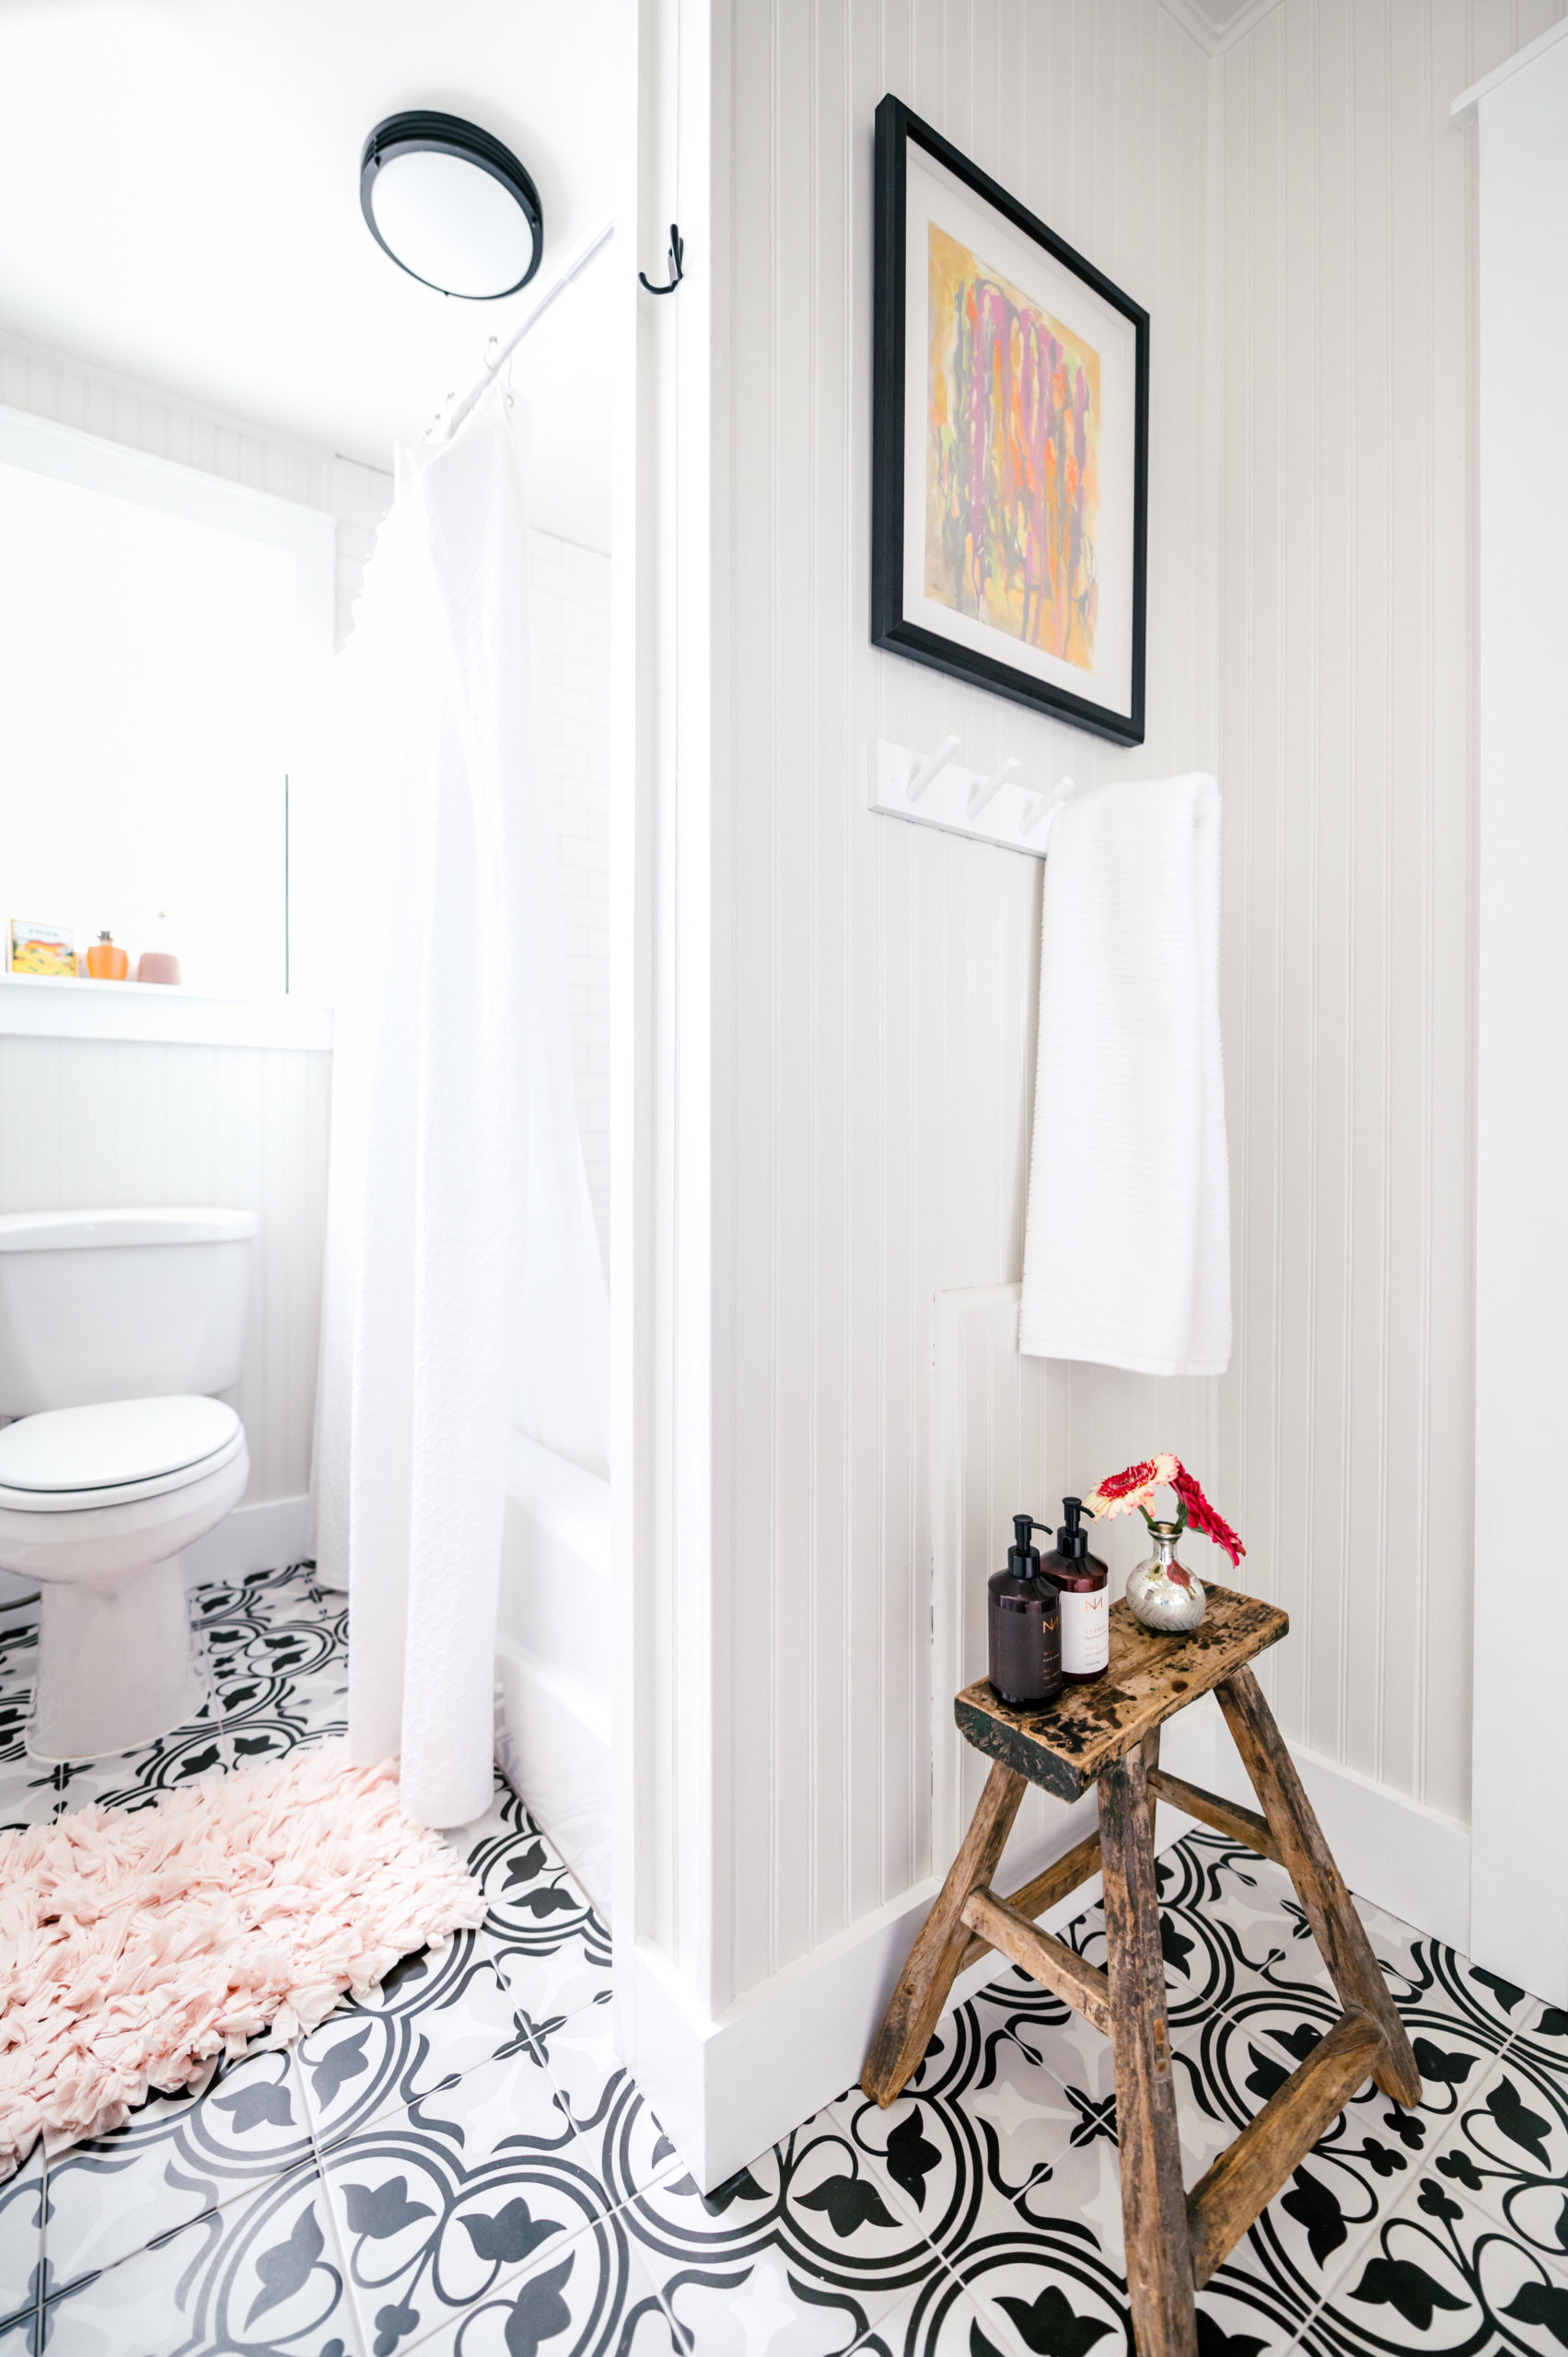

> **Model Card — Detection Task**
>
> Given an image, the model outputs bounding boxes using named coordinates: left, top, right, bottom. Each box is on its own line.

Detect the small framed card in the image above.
left=8, top=919, right=75, bottom=977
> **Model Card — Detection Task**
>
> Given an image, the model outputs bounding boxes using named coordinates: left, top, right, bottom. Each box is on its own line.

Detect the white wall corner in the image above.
left=1155, top=0, right=1284, bottom=61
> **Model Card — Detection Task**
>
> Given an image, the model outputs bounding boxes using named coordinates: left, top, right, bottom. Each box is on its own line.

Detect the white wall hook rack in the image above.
left=869, top=738, right=1074, bottom=860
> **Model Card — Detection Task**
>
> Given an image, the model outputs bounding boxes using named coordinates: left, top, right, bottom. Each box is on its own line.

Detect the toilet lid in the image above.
left=0, top=1396, right=241, bottom=1492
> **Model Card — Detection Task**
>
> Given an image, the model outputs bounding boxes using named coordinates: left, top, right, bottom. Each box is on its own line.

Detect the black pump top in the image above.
left=1055, top=1497, right=1091, bottom=1560
left=1007, top=1513, right=1046, bottom=1578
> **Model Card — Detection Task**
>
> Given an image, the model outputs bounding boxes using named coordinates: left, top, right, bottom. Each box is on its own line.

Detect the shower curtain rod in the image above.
left=438, top=218, right=616, bottom=441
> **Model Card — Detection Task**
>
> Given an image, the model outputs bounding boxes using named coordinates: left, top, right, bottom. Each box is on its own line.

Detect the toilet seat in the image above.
left=0, top=1396, right=245, bottom=1513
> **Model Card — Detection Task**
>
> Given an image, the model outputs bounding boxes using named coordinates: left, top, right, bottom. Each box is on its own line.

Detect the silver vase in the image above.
left=1125, top=1519, right=1206, bottom=1633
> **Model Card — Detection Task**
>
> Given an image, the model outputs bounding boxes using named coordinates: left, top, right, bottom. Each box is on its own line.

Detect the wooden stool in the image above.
left=862, top=1585, right=1420, bottom=2357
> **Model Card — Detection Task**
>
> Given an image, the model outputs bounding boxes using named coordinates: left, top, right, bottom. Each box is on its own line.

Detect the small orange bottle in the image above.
left=86, top=931, right=129, bottom=981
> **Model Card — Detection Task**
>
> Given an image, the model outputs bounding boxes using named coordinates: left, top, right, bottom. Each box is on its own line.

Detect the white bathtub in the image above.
left=493, top=1432, right=612, bottom=1917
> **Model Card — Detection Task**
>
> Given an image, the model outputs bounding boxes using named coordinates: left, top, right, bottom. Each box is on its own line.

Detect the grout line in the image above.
left=34, top=2142, right=47, bottom=2348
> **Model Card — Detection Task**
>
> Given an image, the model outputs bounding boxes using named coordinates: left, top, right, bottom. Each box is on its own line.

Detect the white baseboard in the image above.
left=0, top=1493, right=311, bottom=1611
left=1186, top=1695, right=1473, bottom=1956
left=624, top=1796, right=1112, bottom=2194
left=182, top=1494, right=312, bottom=1585
left=629, top=1698, right=1471, bottom=2193
left=494, top=1635, right=612, bottom=1922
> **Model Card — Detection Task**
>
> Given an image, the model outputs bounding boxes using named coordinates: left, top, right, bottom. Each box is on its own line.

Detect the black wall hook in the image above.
left=639, top=223, right=685, bottom=295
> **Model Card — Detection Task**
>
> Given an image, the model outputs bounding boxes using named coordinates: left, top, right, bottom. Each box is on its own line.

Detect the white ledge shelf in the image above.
left=0, top=973, right=333, bottom=1051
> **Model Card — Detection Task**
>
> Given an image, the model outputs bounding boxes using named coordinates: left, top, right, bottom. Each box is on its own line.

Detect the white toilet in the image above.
left=0, top=1208, right=256, bottom=1763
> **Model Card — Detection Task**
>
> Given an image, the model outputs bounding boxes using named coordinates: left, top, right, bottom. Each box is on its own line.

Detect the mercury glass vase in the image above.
left=1125, top=1519, right=1207, bottom=1634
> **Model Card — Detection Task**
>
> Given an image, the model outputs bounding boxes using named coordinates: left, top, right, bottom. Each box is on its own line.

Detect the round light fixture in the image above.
left=360, top=112, right=543, bottom=300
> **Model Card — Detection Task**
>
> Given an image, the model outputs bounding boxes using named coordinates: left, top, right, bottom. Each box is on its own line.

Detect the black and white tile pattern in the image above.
left=4, top=1568, right=1567, bottom=2357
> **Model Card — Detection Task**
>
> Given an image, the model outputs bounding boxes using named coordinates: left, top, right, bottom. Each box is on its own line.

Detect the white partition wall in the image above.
left=1464, top=22, right=1568, bottom=2007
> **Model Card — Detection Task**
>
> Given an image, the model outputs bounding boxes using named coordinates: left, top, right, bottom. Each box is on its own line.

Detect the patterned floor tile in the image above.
left=37, top=2163, right=361, bottom=2357
left=919, top=2218, right=1132, bottom=2357
left=458, top=1788, right=613, bottom=2042
left=1187, top=1995, right=1517, bottom=2315
left=843, top=2260, right=1002, bottom=2356
left=1088, top=1832, right=1330, bottom=2035
left=317, top=2043, right=613, bottom=2357
left=17, top=1560, right=1568, bottom=2357
left=1404, top=2038, right=1568, bottom=2275
left=0, top=2149, right=44, bottom=2330
left=296, top=1933, right=534, bottom=2156
left=412, top=2213, right=679, bottom=2356
left=524, top=2005, right=684, bottom=2213
left=39, top=2045, right=317, bottom=2297
left=1195, top=2263, right=1324, bottom=2357
left=1508, top=2003, right=1568, bottom=2088
left=1301, top=2169, right=1568, bottom=2357
left=1353, top=1911, right=1550, bottom=2058
left=623, top=2115, right=947, bottom=2356
left=853, top=1959, right=1234, bottom=2278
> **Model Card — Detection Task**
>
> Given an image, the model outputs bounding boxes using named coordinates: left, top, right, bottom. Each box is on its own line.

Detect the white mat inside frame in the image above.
left=869, top=737, right=1074, bottom=857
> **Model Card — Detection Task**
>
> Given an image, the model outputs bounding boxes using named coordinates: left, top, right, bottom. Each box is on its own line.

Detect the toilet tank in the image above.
left=0, top=1209, right=258, bottom=1416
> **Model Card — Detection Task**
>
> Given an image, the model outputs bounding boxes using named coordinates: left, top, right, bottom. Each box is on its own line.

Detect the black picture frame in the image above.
left=872, top=95, right=1150, bottom=748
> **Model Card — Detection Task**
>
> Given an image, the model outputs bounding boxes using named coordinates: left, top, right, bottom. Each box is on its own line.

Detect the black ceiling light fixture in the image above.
left=360, top=112, right=543, bottom=300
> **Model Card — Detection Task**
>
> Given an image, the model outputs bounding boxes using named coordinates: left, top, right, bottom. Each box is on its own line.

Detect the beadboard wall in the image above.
left=711, top=0, right=1217, bottom=2018
left=1211, top=0, right=1565, bottom=1832
left=623, top=0, right=1566, bottom=2185
left=0, top=1035, right=331, bottom=1521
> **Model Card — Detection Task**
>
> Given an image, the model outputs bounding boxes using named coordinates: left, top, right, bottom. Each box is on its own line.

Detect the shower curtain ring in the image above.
left=639, top=223, right=685, bottom=295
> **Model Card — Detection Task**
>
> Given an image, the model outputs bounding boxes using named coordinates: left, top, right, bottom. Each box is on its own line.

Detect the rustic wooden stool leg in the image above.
left=1099, top=1752, right=1199, bottom=2357
left=1141, top=1726, right=1162, bottom=1854
left=1217, top=1666, right=1421, bottom=2107
left=862, top=1759, right=1027, bottom=2105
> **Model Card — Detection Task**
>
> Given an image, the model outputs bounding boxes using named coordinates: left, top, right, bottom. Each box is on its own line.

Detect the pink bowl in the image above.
left=136, top=951, right=181, bottom=986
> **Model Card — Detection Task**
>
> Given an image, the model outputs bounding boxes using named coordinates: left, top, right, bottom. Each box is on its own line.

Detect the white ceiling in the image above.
left=0, top=0, right=617, bottom=549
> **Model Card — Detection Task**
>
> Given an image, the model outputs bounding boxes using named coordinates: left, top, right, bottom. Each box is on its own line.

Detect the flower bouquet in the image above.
left=1083, top=1454, right=1245, bottom=1634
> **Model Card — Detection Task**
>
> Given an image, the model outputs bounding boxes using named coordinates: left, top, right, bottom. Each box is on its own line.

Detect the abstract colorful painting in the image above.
left=7, top=918, right=75, bottom=977
left=923, top=223, right=1100, bottom=671
left=872, top=98, right=1148, bottom=747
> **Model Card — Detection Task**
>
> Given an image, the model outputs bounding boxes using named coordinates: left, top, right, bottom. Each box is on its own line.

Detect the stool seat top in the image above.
left=955, top=1581, right=1288, bottom=1800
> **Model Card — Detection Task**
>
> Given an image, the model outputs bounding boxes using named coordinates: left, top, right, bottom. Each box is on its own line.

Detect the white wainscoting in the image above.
left=703, top=0, right=1222, bottom=2039
left=1465, top=18, right=1568, bottom=2006
left=1211, top=0, right=1565, bottom=1841
left=623, top=0, right=1225, bottom=2190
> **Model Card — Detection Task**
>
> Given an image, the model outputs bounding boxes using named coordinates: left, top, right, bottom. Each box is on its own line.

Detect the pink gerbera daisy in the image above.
left=1083, top=1455, right=1245, bottom=1569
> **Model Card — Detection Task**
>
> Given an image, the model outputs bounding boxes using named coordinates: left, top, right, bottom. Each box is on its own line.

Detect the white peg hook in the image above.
left=968, top=756, right=1019, bottom=817
left=905, top=734, right=961, bottom=804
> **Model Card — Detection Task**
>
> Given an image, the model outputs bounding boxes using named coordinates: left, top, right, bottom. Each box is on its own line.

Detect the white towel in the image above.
left=1018, top=772, right=1231, bottom=1376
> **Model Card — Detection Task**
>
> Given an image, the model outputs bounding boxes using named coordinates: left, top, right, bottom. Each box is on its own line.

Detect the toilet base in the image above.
left=28, top=1553, right=208, bottom=1763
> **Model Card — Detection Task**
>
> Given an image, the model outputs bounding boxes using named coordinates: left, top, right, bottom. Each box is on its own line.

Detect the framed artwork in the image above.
left=872, top=96, right=1149, bottom=748
left=7, top=919, right=75, bottom=977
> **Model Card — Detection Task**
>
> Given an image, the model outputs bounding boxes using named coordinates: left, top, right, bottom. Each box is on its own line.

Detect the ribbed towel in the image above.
left=1018, top=772, right=1231, bottom=1377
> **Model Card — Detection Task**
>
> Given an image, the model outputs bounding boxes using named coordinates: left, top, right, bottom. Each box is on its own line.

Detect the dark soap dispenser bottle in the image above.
left=987, top=1514, right=1063, bottom=1709
left=1042, top=1497, right=1110, bottom=1682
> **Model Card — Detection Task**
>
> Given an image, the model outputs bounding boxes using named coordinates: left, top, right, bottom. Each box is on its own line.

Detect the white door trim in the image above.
left=1468, top=30, right=1568, bottom=2009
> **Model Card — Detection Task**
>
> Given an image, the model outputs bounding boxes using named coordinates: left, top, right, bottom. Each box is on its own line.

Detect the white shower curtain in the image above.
left=313, top=392, right=609, bottom=1830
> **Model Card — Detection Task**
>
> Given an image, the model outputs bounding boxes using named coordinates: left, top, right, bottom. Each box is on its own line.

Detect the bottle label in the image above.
left=1060, top=1585, right=1109, bottom=1675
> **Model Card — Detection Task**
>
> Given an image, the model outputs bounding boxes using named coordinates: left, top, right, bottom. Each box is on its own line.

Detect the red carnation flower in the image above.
left=1084, top=1456, right=1245, bottom=1569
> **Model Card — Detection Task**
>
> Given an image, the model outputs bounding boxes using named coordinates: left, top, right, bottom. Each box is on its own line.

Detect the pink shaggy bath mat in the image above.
left=0, top=1743, right=485, bottom=2177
